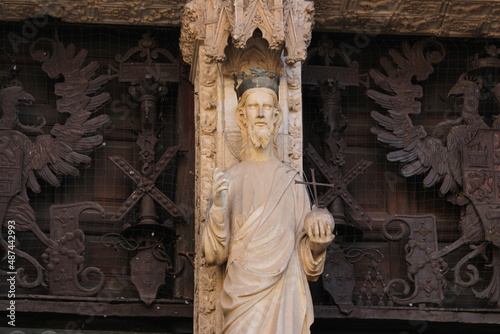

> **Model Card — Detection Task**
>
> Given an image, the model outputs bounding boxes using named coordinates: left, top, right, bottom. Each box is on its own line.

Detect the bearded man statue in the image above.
left=202, top=68, right=335, bottom=334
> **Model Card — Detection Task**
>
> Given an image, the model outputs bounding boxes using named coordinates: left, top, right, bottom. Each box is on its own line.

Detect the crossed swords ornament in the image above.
left=109, top=145, right=183, bottom=222
left=296, top=143, right=372, bottom=230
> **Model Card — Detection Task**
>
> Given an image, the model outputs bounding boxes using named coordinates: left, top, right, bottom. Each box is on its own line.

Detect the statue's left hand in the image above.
left=304, top=208, right=335, bottom=257
left=212, top=168, right=229, bottom=209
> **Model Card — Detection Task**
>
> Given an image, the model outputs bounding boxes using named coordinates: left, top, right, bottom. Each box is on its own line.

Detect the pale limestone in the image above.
left=202, top=88, right=334, bottom=333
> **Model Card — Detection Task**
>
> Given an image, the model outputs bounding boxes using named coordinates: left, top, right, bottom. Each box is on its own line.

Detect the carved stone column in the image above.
left=180, top=1, right=313, bottom=332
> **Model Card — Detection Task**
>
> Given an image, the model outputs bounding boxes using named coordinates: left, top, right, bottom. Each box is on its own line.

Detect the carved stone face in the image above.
left=244, top=90, right=277, bottom=149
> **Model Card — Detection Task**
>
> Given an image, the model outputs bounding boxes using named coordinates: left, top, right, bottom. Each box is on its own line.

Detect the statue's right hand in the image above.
left=212, top=168, right=229, bottom=209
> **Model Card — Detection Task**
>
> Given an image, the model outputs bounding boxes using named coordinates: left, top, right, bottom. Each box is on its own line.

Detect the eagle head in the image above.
left=0, top=85, right=35, bottom=109
left=447, top=74, right=481, bottom=101
left=0, top=85, right=35, bottom=130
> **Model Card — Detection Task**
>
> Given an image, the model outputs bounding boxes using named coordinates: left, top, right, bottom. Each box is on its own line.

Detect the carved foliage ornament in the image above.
left=43, top=202, right=106, bottom=296
left=313, top=0, right=500, bottom=38
left=1, top=0, right=184, bottom=26
left=193, top=46, right=220, bottom=333
left=4, top=0, right=500, bottom=40
left=180, top=0, right=314, bottom=64
left=382, top=215, right=446, bottom=306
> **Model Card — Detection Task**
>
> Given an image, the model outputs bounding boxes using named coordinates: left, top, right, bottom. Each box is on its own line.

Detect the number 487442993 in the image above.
left=7, top=220, right=16, bottom=271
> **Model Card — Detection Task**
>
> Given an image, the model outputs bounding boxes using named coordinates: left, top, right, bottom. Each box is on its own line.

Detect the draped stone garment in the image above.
left=202, top=158, right=326, bottom=334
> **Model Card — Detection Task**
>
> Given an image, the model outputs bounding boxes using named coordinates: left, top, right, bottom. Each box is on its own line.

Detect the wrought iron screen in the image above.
left=302, top=32, right=500, bottom=326
left=0, top=19, right=194, bottom=331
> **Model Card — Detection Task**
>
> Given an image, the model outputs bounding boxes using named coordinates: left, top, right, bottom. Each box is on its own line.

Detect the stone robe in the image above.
left=202, top=157, right=326, bottom=334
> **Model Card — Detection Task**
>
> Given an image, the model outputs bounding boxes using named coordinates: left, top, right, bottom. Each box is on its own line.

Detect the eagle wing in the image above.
left=368, top=39, right=459, bottom=196
left=26, top=38, right=110, bottom=192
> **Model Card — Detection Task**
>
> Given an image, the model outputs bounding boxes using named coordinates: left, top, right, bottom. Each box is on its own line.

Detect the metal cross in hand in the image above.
left=300, top=143, right=373, bottom=230
left=295, top=168, right=336, bottom=209
left=109, top=145, right=183, bottom=222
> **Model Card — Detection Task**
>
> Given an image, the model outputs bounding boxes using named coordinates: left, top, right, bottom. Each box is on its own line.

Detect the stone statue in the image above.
left=202, top=69, right=335, bottom=333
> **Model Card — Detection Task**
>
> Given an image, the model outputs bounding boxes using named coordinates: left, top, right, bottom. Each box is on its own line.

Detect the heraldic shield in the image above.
left=0, top=130, right=23, bottom=218
left=462, top=129, right=500, bottom=246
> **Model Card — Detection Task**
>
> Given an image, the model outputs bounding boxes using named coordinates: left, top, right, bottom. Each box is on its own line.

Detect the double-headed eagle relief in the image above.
left=0, top=37, right=109, bottom=291
left=369, top=39, right=500, bottom=306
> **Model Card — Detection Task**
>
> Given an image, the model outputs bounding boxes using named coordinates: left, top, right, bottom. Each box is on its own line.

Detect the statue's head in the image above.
left=234, top=68, right=282, bottom=159
left=235, top=87, right=283, bottom=159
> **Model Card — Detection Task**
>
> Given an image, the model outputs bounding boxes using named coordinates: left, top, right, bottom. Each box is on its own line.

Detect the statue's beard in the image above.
left=248, top=124, right=273, bottom=149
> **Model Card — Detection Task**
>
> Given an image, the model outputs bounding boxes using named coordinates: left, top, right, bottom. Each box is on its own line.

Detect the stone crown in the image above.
left=234, top=67, right=280, bottom=100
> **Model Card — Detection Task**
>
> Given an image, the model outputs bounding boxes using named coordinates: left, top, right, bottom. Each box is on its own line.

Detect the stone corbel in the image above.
left=180, top=1, right=206, bottom=66
left=283, top=0, right=314, bottom=64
